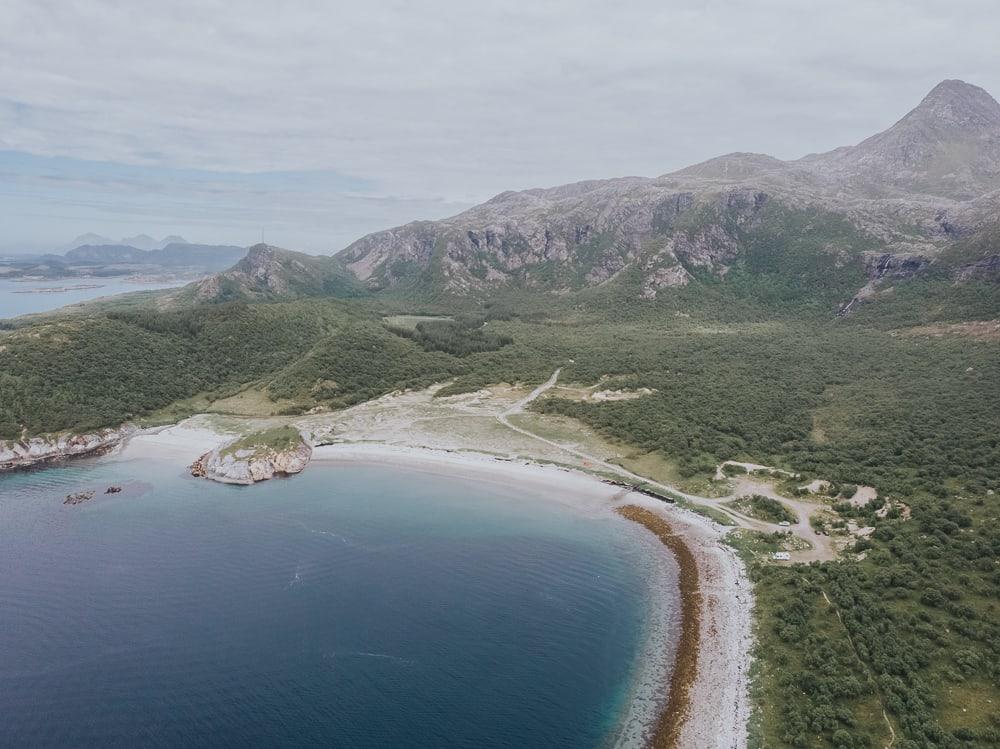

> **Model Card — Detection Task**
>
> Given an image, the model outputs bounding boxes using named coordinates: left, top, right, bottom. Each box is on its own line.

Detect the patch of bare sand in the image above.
left=899, top=320, right=1000, bottom=341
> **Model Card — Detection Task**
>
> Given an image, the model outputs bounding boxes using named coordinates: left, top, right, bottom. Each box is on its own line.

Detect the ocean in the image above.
left=0, top=454, right=676, bottom=748
left=0, top=277, right=189, bottom=319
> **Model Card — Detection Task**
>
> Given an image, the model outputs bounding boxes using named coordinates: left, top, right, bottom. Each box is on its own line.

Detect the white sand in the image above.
left=312, top=442, right=622, bottom=515
left=121, top=418, right=239, bottom=461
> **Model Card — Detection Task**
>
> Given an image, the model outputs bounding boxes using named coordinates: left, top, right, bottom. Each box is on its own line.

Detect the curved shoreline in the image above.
left=116, top=434, right=754, bottom=748
left=305, top=443, right=753, bottom=749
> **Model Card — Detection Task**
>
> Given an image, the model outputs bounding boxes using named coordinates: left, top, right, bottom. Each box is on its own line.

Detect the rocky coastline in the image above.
left=0, top=425, right=135, bottom=472
left=190, top=431, right=312, bottom=485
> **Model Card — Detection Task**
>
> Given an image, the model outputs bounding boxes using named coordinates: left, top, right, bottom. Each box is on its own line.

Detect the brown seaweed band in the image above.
left=615, top=505, right=702, bottom=749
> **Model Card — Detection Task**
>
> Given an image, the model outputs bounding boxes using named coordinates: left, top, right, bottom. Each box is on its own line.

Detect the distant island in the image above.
left=0, top=235, right=247, bottom=282
left=11, top=283, right=104, bottom=294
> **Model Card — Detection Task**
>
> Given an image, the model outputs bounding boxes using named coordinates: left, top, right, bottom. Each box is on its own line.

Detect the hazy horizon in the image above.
left=4, top=0, right=999, bottom=253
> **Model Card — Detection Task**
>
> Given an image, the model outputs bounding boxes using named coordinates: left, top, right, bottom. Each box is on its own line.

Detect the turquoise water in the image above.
left=0, top=277, right=188, bottom=318
left=0, top=455, right=673, bottom=747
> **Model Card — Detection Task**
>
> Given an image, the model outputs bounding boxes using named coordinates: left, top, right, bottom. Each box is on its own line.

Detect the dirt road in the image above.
left=497, top=368, right=840, bottom=562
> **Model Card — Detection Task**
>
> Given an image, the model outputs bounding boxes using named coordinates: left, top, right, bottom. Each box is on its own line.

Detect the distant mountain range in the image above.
left=57, top=234, right=190, bottom=253
left=323, top=79, right=1000, bottom=311
left=33, top=80, right=999, bottom=314
left=62, top=242, right=246, bottom=268
left=0, top=236, right=248, bottom=280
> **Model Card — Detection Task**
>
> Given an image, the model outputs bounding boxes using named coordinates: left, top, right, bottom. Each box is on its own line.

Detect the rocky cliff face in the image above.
left=0, top=425, right=135, bottom=471
left=862, top=252, right=933, bottom=282
left=191, top=433, right=313, bottom=485
left=339, top=184, right=776, bottom=297
left=336, top=80, right=1000, bottom=303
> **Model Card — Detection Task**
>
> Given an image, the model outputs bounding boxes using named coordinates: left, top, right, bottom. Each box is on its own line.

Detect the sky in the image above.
left=2, top=0, right=999, bottom=254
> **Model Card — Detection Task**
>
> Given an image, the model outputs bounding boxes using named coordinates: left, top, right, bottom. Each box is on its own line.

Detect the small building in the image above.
left=772, top=552, right=791, bottom=561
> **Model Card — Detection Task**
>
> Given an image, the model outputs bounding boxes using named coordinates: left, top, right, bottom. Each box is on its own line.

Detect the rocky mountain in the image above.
left=147, top=243, right=245, bottom=267
left=799, top=79, right=1000, bottom=200
left=58, top=233, right=189, bottom=253
left=156, top=235, right=189, bottom=249
left=191, top=244, right=363, bottom=303
left=337, top=80, right=1000, bottom=307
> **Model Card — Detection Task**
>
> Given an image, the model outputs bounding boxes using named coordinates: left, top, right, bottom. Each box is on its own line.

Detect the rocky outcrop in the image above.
left=191, top=433, right=312, bottom=485
left=0, top=425, right=135, bottom=472
left=64, top=491, right=96, bottom=505
left=954, top=254, right=1000, bottom=282
left=192, top=244, right=361, bottom=303
left=862, top=251, right=932, bottom=282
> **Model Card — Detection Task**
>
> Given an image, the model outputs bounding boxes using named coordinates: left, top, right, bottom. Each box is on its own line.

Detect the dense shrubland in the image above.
left=386, top=314, right=514, bottom=356
left=731, top=495, right=797, bottom=524
left=752, top=492, right=1000, bottom=748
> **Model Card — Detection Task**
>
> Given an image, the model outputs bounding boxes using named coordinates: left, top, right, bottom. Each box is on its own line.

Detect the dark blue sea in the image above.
left=0, top=455, right=676, bottom=748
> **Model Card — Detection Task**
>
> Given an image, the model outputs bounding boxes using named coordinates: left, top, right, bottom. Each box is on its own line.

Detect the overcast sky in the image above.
left=2, top=0, right=998, bottom=253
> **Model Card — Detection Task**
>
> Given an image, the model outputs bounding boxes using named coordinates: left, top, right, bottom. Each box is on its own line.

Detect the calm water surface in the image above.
left=0, top=277, right=189, bottom=318
left=0, top=455, right=675, bottom=748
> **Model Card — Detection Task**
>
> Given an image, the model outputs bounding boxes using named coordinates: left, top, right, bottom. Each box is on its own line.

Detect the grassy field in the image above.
left=220, top=425, right=303, bottom=456
left=381, top=314, right=454, bottom=330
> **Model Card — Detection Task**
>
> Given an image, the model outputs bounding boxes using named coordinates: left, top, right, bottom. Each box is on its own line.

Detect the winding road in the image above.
left=497, top=367, right=839, bottom=562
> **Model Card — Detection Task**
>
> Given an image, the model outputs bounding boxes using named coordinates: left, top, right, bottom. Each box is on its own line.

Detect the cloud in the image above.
left=0, top=151, right=468, bottom=252
left=1, top=0, right=998, bottom=249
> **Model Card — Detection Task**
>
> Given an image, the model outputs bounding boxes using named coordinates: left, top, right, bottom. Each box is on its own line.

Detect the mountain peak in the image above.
left=799, top=79, right=1000, bottom=199
left=911, top=79, right=1000, bottom=128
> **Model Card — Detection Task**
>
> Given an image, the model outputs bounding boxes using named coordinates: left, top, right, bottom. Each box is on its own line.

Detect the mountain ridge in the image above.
left=335, top=80, right=1000, bottom=307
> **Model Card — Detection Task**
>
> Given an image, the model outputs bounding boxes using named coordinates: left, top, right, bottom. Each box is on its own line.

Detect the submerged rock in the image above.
left=191, top=428, right=312, bottom=485
left=64, top=490, right=96, bottom=505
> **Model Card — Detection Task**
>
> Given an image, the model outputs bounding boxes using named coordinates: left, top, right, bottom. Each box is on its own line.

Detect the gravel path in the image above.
left=498, top=368, right=840, bottom=563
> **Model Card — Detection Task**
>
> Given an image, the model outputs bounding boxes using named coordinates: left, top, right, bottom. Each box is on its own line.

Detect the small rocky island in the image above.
left=191, top=426, right=312, bottom=485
